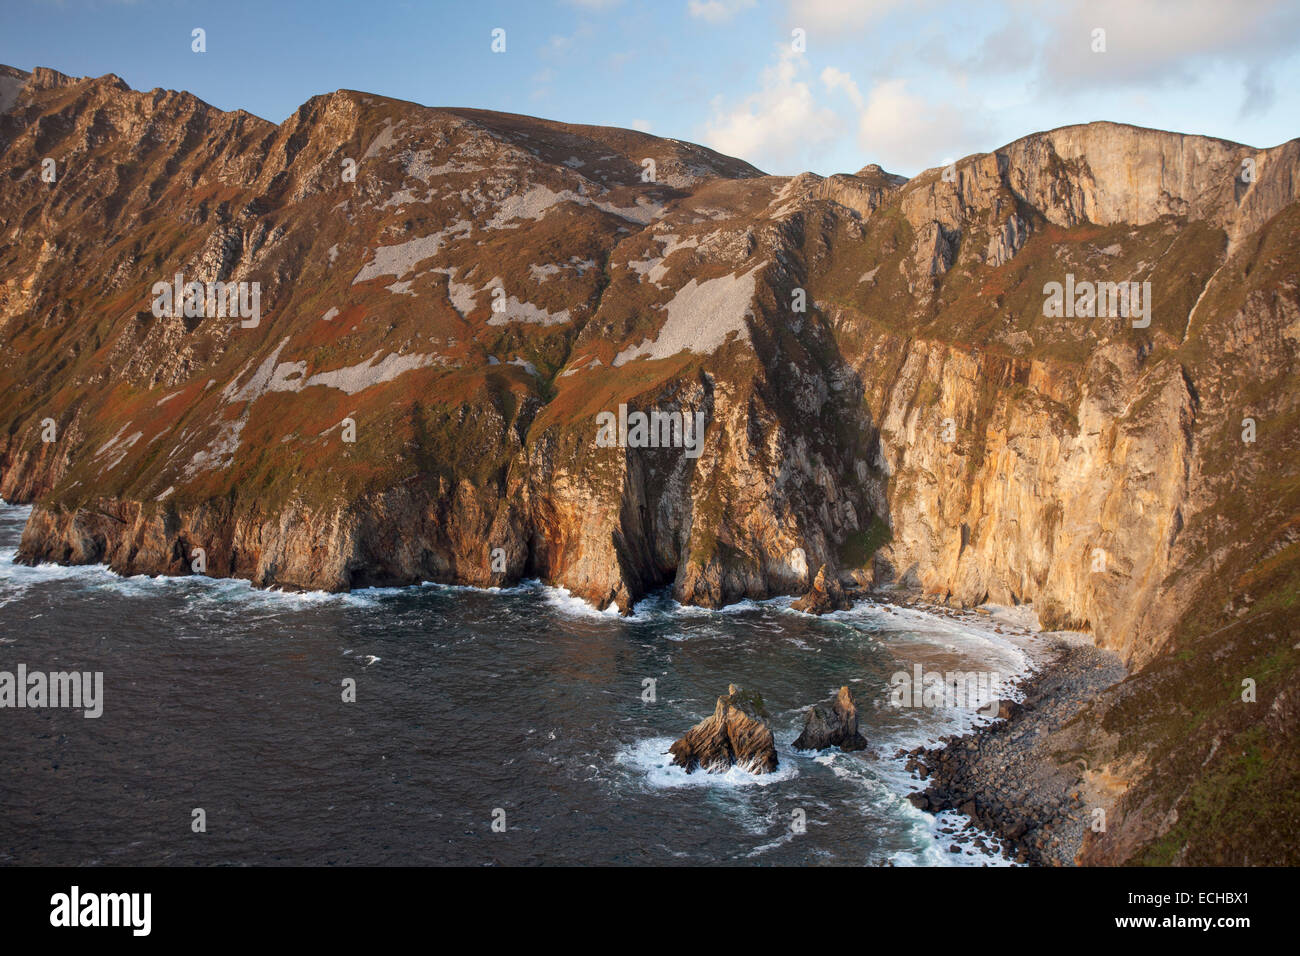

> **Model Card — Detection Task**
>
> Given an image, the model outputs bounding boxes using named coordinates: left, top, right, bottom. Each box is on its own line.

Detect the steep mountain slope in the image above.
left=1, top=66, right=1297, bottom=863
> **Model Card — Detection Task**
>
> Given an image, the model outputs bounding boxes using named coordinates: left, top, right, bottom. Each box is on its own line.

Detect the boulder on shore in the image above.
left=793, top=685, right=868, bottom=752
left=792, top=564, right=853, bottom=614
left=669, top=684, right=778, bottom=774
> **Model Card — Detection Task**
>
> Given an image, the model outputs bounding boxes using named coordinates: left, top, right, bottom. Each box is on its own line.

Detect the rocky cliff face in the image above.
left=2, top=66, right=1297, bottom=863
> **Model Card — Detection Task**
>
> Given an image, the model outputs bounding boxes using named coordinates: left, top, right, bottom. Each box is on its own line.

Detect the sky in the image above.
left=4, top=0, right=1299, bottom=178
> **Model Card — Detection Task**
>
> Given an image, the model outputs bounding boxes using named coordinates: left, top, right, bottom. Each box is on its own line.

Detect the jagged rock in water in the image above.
left=669, top=684, right=778, bottom=774
left=792, top=565, right=852, bottom=614
left=793, top=685, right=868, bottom=752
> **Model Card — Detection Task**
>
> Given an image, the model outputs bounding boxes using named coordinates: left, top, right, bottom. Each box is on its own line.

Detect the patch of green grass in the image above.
left=1133, top=725, right=1281, bottom=866
left=838, top=515, right=891, bottom=569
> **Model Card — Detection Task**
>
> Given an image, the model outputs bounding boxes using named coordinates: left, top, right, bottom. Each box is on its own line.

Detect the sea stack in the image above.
left=669, top=685, right=778, bottom=774
left=792, top=565, right=853, bottom=614
left=793, top=685, right=868, bottom=752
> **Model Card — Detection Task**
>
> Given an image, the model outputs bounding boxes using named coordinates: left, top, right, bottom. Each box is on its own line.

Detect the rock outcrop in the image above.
left=669, top=685, right=778, bottom=775
left=791, top=565, right=853, bottom=614
left=793, top=685, right=868, bottom=752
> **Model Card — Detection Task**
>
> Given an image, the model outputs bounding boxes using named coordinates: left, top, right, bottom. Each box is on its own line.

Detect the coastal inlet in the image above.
left=0, top=502, right=1028, bottom=865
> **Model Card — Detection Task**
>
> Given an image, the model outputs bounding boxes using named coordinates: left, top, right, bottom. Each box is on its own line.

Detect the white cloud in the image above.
left=689, top=0, right=756, bottom=23
left=1240, top=65, right=1276, bottom=118
left=820, top=66, right=863, bottom=109
left=959, top=0, right=1300, bottom=121
left=850, top=77, right=986, bottom=174
left=543, top=24, right=595, bottom=59
left=548, top=33, right=577, bottom=56
left=701, top=47, right=844, bottom=172
left=1030, top=0, right=1300, bottom=91
left=785, top=0, right=913, bottom=32
left=631, top=118, right=653, bottom=132
left=699, top=0, right=1298, bottom=176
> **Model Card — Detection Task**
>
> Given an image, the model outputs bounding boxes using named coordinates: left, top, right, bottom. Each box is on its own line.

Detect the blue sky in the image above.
left=4, top=0, right=1299, bottom=177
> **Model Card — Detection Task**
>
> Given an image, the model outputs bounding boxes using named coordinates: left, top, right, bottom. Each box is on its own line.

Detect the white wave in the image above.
left=628, top=592, right=716, bottom=619
left=423, top=580, right=522, bottom=595
left=0, top=550, right=125, bottom=587
left=535, top=581, right=622, bottom=619
left=0, top=550, right=363, bottom=609
left=625, top=592, right=809, bottom=621
left=980, top=602, right=1041, bottom=632
left=615, top=736, right=799, bottom=789
left=801, top=742, right=1014, bottom=867
left=834, top=602, right=1033, bottom=682
left=865, top=726, right=1017, bottom=866
left=744, top=831, right=800, bottom=858
left=725, top=596, right=794, bottom=614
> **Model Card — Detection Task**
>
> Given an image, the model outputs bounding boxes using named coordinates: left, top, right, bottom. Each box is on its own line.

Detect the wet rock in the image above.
left=791, top=565, right=852, bottom=614
left=669, top=684, right=778, bottom=774
left=793, top=685, right=869, bottom=752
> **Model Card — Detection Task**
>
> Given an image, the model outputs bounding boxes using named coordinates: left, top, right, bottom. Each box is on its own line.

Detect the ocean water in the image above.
left=0, top=502, right=1028, bottom=866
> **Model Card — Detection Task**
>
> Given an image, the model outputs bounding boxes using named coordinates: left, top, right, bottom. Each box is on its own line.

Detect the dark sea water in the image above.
left=0, top=502, right=1029, bottom=866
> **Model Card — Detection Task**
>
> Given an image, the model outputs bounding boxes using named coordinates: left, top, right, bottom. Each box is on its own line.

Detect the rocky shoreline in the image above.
left=658, top=590, right=1133, bottom=867
left=901, top=629, right=1127, bottom=865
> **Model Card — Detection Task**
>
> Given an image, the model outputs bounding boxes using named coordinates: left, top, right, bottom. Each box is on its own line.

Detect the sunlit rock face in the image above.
left=670, top=685, right=778, bottom=775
